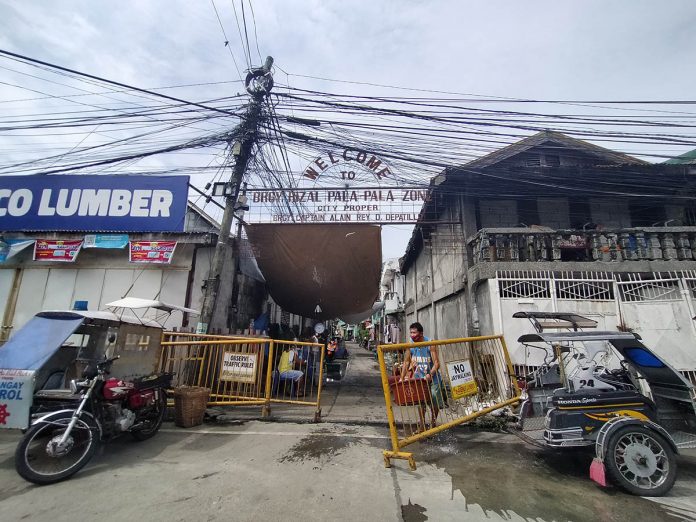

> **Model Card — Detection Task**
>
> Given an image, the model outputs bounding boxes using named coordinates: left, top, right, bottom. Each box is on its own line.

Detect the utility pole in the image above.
left=228, top=182, right=248, bottom=332
left=196, top=57, right=274, bottom=334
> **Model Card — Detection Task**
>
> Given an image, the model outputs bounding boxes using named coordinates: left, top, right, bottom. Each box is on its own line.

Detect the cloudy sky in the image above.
left=1, top=0, right=696, bottom=258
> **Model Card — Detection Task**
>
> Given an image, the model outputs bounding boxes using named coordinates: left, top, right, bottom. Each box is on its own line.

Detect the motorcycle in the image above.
left=14, top=355, right=172, bottom=485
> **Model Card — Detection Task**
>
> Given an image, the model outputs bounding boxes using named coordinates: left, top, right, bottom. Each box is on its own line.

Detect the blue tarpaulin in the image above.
left=253, top=312, right=269, bottom=333
left=0, top=313, right=84, bottom=370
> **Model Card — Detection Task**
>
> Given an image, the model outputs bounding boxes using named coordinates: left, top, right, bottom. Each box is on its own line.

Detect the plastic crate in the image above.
left=389, top=378, right=431, bottom=406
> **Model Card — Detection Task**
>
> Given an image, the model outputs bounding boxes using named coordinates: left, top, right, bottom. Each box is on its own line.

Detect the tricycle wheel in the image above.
left=604, top=424, right=677, bottom=496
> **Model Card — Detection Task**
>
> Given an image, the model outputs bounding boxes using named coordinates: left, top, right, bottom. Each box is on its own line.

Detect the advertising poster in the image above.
left=0, top=174, right=189, bottom=232
left=0, top=239, right=35, bottom=262
left=83, top=234, right=129, bottom=249
left=128, top=240, right=176, bottom=264
left=33, top=239, right=82, bottom=262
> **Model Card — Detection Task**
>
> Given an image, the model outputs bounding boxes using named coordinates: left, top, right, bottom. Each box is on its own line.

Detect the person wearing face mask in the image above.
left=400, top=322, right=445, bottom=428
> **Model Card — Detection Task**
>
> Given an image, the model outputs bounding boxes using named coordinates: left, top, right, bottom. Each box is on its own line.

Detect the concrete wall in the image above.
left=405, top=310, right=416, bottom=332
left=0, top=239, right=268, bottom=337
left=0, top=205, right=269, bottom=337
left=474, top=280, right=493, bottom=336
left=461, top=196, right=479, bottom=238
left=417, top=305, right=431, bottom=337
left=415, top=245, right=431, bottom=302
left=591, top=198, right=631, bottom=228
left=0, top=244, right=196, bottom=335
left=479, top=200, right=519, bottom=228
left=537, top=198, right=570, bottom=229
left=188, top=246, right=211, bottom=326
left=473, top=272, right=696, bottom=372
left=402, top=203, right=469, bottom=339
left=404, top=263, right=417, bottom=312
left=188, top=245, right=236, bottom=332
left=435, top=294, right=465, bottom=339
left=431, top=207, right=465, bottom=291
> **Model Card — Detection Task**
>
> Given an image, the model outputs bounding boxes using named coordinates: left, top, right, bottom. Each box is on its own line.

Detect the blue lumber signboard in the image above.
left=0, top=175, right=189, bottom=232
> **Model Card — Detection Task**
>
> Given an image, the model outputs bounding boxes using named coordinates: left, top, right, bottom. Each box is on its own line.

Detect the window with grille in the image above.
left=499, top=279, right=551, bottom=299
left=683, top=278, right=696, bottom=299
left=556, top=280, right=614, bottom=301
left=617, top=280, right=681, bottom=302
left=544, top=154, right=560, bottom=167
left=524, top=155, right=542, bottom=167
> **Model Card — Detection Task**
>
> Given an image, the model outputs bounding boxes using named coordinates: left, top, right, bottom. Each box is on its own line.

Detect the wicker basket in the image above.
left=173, top=386, right=210, bottom=428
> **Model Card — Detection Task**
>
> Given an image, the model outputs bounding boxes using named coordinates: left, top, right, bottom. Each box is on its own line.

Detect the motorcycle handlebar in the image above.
left=99, top=354, right=120, bottom=364
left=96, top=355, right=121, bottom=372
left=83, top=355, right=120, bottom=379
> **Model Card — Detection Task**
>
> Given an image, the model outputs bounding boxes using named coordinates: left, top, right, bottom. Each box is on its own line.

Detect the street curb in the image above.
left=208, top=414, right=391, bottom=428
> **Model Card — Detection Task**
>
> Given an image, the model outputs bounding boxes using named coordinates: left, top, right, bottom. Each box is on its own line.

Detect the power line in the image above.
left=209, top=0, right=244, bottom=80
left=0, top=48, right=244, bottom=118
left=247, top=0, right=263, bottom=62
left=240, top=0, right=253, bottom=68
left=280, top=72, right=696, bottom=105
left=230, top=0, right=251, bottom=67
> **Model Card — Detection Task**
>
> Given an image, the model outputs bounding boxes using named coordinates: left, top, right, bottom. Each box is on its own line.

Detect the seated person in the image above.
left=277, top=345, right=305, bottom=395
left=327, top=338, right=338, bottom=360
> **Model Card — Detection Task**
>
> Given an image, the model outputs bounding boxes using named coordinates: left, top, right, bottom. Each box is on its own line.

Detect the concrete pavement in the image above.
left=2, top=343, right=696, bottom=521
left=2, top=420, right=695, bottom=521
left=206, top=342, right=388, bottom=425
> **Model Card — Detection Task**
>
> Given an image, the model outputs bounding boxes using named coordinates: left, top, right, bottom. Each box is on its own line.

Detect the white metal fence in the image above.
left=492, top=270, right=696, bottom=374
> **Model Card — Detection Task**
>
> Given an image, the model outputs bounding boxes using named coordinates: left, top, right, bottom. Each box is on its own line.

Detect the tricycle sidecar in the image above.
left=0, top=307, right=167, bottom=431
left=515, top=311, right=696, bottom=496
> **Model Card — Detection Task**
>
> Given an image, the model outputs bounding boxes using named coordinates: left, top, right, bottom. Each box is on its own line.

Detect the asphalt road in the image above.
left=2, top=420, right=696, bottom=522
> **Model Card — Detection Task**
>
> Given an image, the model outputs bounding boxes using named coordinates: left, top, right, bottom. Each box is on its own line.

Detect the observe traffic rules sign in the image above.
left=445, top=360, right=478, bottom=400
left=220, top=352, right=258, bottom=383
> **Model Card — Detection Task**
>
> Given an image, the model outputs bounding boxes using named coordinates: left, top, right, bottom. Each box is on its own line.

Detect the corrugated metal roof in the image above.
left=665, top=148, right=696, bottom=165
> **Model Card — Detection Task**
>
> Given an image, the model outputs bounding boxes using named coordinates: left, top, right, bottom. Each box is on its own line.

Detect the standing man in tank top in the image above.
left=401, top=321, right=445, bottom=429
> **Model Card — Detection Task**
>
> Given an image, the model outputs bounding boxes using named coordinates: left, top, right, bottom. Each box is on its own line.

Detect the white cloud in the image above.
left=1, top=0, right=696, bottom=257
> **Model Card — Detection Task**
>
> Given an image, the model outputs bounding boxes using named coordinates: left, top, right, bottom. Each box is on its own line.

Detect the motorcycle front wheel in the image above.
left=15, top=411, right=100, bottom=485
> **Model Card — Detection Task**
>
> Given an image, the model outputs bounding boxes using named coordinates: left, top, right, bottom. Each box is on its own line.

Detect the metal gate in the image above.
left=159, top=332, right=325, bottom=421
left=491, top=270, right=696, bottom=376
left=494, top=271, right=618, bottom=368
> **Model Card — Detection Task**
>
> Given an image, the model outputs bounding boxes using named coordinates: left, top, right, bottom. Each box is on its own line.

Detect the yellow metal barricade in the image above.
left=160, top=333, right=325, bottom=421
left=268, top=340, right=325, bottom=422
left=377, top=335, right=521, bottom=469
left=159, top=337, right=270, bottom=407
